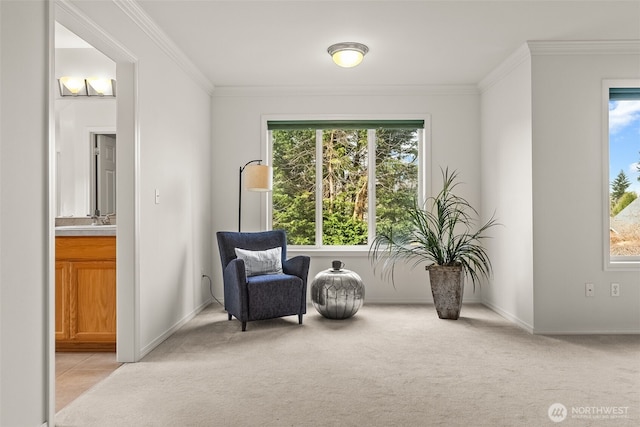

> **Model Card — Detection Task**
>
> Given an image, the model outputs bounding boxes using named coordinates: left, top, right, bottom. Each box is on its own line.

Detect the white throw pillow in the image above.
left=234, top=247, right=283, bottom=277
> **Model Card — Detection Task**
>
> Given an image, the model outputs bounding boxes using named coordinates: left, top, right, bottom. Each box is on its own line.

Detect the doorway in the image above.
left=52, top=2, right=138, bottom=421
left=54, top=21, right=119, bottom=412
left=91, top=133, right=117, bottom=217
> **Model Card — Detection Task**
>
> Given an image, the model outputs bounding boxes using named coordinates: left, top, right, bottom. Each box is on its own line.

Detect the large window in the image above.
left=268, top=120, right=425, bottom=247
left=605, top=83, right=640, bottom=267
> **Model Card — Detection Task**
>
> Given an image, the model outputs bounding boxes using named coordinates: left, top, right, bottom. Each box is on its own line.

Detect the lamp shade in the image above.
left=244, top=164, right=272, bottom=191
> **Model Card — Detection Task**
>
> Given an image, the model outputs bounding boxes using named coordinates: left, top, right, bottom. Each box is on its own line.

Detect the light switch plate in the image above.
left=585, top=283, right=594, bottom=297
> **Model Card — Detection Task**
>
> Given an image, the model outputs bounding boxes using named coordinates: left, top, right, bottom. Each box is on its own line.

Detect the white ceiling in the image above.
left=55, top=22, right=93, bottom=49
left=85, top=1, right=640, bottom=88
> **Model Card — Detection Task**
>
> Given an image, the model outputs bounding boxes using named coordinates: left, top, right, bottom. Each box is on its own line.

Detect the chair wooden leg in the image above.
left=298, top=314, right=303, bottom=325
left=228, top=313, right=232, bottom=321
left=241, top=321, right=247, bottom=332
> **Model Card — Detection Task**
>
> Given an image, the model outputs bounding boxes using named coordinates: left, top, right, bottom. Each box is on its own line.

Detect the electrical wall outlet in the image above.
left=585, top=283, right=595, bottom=297
left=611, top=283, right=620, bottom=297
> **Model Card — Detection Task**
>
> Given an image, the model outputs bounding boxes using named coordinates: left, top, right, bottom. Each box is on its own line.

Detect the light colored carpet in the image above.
left=56, top=303, right=640, bottom=426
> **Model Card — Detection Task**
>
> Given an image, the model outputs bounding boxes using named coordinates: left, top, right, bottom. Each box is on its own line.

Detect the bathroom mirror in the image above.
left=55, top=22, right=116, bottom=217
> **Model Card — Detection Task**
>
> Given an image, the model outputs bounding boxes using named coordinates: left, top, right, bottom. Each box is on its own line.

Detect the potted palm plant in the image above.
left=369, top=168, right=498, bottom=319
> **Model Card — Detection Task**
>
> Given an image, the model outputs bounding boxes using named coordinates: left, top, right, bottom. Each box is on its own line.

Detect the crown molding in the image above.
left=113, top=0, right=214, bottom=95
left=478, top=43, right=531, bottom=93
left=212, top=84, right=479, bottom=98
left=527, top=40, right=640, bottom=56
left=477, top=40, right=640, bottom=93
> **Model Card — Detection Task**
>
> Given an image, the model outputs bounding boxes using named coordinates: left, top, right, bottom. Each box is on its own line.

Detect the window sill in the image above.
left=287, top=246, right=372, bottom=257
left=606, top=258, right=640, bottom=271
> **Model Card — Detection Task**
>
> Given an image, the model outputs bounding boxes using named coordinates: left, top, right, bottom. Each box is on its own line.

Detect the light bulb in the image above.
left=332, top=50, right=364, bottom=68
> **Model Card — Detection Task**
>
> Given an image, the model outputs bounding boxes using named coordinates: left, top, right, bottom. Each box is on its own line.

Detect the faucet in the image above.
left=90, top=212, right=113, bottom=225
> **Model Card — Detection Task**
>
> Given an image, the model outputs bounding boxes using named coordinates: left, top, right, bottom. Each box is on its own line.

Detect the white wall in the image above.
left=530, top=45, right=640, bottom=333
left=479, top=42, right=640, bottom=334
left=0, top=1, right=50, bottom=425
left=479, top=46, right=534, bottom=330
left=69, top=1, right=214, bottom=356
left=211, top=87, right=482, bottom=305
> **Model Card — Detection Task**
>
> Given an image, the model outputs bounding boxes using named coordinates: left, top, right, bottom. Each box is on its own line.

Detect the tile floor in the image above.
left=55, top=352, right=122, bottom=412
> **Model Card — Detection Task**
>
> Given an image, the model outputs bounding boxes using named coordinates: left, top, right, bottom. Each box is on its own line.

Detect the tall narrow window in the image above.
left=375, top=128, right=419, bottom=237
left=321, top=128, right=369, bottom=245
left=607, top=85, right=640, bottom=265
left=271, top=129, right=316, bottom=245
left=269, top=120, right=424, bottom=247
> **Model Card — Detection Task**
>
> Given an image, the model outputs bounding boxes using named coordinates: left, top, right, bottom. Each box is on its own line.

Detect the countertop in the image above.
left=55, top=225, right=116, bottom=236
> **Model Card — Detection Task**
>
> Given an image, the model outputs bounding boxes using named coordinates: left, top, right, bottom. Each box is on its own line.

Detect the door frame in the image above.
left=50, top=0, right=140, bottom=421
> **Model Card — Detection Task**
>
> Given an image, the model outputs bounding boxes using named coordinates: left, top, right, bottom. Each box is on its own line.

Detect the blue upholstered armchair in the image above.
left=216, top=230, right=310, bottom=331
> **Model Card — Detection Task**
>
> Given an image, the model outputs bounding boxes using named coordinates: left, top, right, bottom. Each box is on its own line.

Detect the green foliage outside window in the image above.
left=610, top=169, right=637, bottom=216
left=375, top=129, right=418, bottom=237
left=611, top=170, right=631, bottom=206
left=612, top=192, right=638, bottom=216
left=272, top=126, right=419, bottom=246
left=272, top=129, right=316, bottom=245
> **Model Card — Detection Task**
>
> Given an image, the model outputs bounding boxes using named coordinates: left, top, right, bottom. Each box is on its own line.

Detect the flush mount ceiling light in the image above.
left=327, top=42, right=369, bottom=68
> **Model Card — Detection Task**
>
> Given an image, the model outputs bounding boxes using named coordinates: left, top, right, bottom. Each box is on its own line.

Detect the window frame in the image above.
left=262, top=114, right=431, bottom=252
left=602, top=79, right=640, bottom=271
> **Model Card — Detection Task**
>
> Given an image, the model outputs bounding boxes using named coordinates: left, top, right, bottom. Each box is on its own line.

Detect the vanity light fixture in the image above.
left=327, top=42, right=369, bottom=68
left=58, top=76, right=87, bottom=96
left=86, top=78, right=116, bottom=97
left=238, top=160, right=273, bottom=232
left=58, top=76, right=116, bottom=97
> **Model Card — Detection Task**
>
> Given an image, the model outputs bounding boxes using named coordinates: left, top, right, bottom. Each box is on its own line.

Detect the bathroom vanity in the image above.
left=55, top=225, right=116, bottom=351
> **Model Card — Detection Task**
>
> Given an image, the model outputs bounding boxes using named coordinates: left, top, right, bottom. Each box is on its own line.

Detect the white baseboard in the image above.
left=363, top=296, right=483, bottom=304
left=533, top=328, right=640, bottom=335
left=217, top=296, right=485, bottom=305
left=138, top=299, right=211, bottom=359
left=482, top=301, right=534, bottom=333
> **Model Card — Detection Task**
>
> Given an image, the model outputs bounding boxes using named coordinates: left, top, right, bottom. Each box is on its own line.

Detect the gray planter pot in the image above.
left=427, top=265, right=464, bottom=320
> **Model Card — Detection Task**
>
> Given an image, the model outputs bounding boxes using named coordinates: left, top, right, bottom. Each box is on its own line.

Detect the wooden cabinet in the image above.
left=56, top=236, right=116, bottom=351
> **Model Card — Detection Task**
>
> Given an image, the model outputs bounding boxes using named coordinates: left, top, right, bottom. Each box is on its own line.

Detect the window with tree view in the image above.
left=269, top=120, right=423, bottom=247
left=608, top=87, right=640, bottom=261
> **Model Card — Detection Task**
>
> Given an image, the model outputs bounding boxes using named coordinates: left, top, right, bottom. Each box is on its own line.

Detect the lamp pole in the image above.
left=238, top=159, right=263, bottom=232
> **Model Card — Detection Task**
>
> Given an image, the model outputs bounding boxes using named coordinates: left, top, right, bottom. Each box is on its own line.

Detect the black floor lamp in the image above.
left=238, top=160, right=272, bottom=232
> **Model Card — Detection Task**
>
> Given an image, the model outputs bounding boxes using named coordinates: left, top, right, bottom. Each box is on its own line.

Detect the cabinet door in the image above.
left=55, top=261, right=70, bottom=341
left=69, top=260, right=116, bottom=342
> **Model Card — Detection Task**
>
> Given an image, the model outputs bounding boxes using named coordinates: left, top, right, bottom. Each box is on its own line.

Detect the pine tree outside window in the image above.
left=267, top=119, right=426, bottom=248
